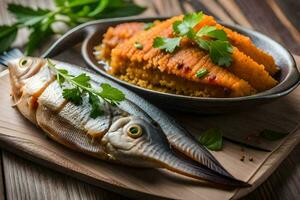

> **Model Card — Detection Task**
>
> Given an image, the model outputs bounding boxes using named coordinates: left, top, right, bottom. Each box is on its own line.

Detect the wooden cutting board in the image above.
left=0, top=54, right=300, bottom=200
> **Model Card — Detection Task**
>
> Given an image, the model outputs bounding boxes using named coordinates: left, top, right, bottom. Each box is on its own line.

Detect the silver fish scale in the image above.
left=36, top=105, right=105, bottom=154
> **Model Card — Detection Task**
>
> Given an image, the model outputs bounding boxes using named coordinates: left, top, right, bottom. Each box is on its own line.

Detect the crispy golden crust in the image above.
left=194, top=16, right=279, bottom=76
left=96, top=15, right=279, bottom=97
left=95, top=22, right=145, bottom=60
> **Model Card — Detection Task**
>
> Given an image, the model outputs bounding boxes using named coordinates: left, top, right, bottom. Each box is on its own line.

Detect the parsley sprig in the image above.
left=152, top=12, right=233, bottom=67
left=0, top=0, right=146, bottom=55
left=47, top=59, right=125, bottom=118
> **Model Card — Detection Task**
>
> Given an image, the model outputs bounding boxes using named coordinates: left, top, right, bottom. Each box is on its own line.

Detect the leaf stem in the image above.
left=47, top=59, right=118, bottom=105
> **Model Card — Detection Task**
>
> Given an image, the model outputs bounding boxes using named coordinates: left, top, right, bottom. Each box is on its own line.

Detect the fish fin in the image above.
left=0, top=48, right=23, bottom=67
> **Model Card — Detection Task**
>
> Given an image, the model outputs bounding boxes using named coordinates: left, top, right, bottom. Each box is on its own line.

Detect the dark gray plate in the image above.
left=43, top=16, right=300, bottom=114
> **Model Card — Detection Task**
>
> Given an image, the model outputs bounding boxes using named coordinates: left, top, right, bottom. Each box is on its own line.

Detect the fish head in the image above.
left=103, top=116, right=171, bottom=167
left=102, top=115, right=250, bottom=187
left=8, top=57, right=46, bottom=100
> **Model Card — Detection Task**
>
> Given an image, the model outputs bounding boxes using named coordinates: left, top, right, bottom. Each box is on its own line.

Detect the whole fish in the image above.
left=1, top=49, right=249, bottom=187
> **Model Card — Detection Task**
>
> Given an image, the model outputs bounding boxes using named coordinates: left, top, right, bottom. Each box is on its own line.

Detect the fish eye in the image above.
left=19, top=58, right=32, bottom=68
left=127, top=125, right=142, bottom=138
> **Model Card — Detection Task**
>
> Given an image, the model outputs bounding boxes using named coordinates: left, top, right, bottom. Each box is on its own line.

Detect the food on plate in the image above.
left=2, top=49, right=249, bottom=187
left=95, top=12, right=279, bottom=98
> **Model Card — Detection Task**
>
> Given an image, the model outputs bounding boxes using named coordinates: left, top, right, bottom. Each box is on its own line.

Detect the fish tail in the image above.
left=0, top=48, right=23, bottom=67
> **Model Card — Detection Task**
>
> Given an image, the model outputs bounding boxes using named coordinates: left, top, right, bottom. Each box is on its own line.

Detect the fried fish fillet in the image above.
left=194, top=15, right=279, bottom=76
left=96, top=15, right=278, bottom=97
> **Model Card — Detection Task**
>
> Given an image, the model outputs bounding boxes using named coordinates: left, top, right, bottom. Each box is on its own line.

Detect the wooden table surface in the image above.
left=0, top=0, right=300, bottom=199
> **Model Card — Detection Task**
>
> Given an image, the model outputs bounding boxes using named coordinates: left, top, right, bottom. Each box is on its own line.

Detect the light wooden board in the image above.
left=0, top=55, right=299, bottom=200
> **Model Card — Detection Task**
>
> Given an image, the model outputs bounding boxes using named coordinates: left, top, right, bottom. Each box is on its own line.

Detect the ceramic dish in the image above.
left=43, top=16, right=300, bottom=113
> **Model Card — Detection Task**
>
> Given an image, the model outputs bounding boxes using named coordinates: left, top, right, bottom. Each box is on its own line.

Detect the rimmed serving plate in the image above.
left=43, top=16, right=300, bottom=113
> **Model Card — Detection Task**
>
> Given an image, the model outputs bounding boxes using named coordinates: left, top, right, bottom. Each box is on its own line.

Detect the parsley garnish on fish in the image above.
left=47, top=59, right=125, bottom=118
left=152, top=12, right=233, bottom=67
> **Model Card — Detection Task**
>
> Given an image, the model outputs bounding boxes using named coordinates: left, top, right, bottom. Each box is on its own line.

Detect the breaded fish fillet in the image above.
left=95, top=22, right=145, bottom=60
left=97, top=15, right=278, bottom=97
left=195, top=16, right=279, bottom=75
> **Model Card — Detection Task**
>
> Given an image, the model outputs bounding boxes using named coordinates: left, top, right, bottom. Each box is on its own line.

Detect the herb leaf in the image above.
left=48, top=59, right=125, bottom=118
left=153, top=37, right=181, bottom=53
left=98, top=83, right=125, bottom=102
left=196, top=69, right=209, bottom=78
left=183, top=12, right=204, bottom=28
left=0, top=1, right=146, bottom=54
left=259, top=129, right=288, bottom=141
left=153, top=12, right=233, bottom=67
left=173, top=20, right=191, bottom=36
left=88, top=0, right=109, bottom=17
left=8, top=4, right=50, bottom=26
left=173, top=12, right=203, bottom=38
left=72, top=73, right=91, bottom=87
left=196, top=25, right=227, bottom=41
left=89, top=93, right=103, bottom=119
left=209, top=40, right=233, bottom=67
left=62, top=88, right=82, bottom=105
left=134, top=42, right=143, bottom=49
left=144, top=22, right=154, bottom=30
left=198, top=128, right=223, bottom=151
left=0, top=25, right=18, bottom=53
left=25, top=27, right=53, bottom=55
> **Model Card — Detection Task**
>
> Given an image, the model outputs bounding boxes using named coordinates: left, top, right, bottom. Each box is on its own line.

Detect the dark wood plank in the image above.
left=235, top=0, right=300, bottom=54
left=276, top=0, right=300, bottom=34
left=0, top=150, right=5, bottom=200
left=2, top=151, right=126, bottom=200
left=216, top=0, right=253, bottom=28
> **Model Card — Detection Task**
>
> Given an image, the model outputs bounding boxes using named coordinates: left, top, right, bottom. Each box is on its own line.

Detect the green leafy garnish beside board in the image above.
left=198, top=128, right=223, bottom=151
left=0, top=0, right=146, bottom=55
left=259, top=129, right=288, bottom=141
left=47, top=59, right=125, bottom=119
left=152, top=12, right=233, bottom=67
left=198, top=128, right=288, bottom=151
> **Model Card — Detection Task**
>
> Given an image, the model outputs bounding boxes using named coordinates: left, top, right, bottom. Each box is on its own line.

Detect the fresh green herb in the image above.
left=195, top=68, right=209, bottom=78
left=198, top=128, right=223, bottom=151
left=47, top=59, right=125, bottom=118
left=173, top=12, right=203, bottom=38
left=0, top=0, right=146, bottom=55
left=0, top=26, right=18, bottom=53
left=259, top=129, right=288, bottom=141
left=134, top=42, right=143, bottom=49
left=153, top=37, right=181, bottom=53
left=144, top=22, right=154, bottom=30
left=153, top=12, right=233, bottom=67
left=196, top=25, right=227, bottom=41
